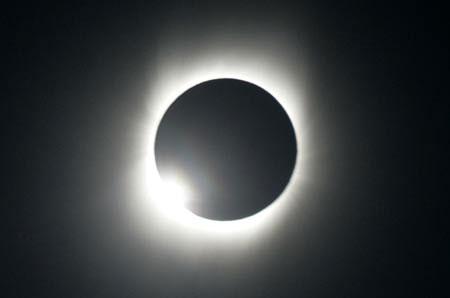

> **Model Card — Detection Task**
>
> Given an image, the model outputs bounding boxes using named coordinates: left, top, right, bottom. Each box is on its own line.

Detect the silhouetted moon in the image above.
left=155, top=79, right=297, bottom=220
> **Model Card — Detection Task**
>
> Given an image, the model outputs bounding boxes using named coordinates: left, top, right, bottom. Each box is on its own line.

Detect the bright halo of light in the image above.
left=127, top=32, right=310, bottom=240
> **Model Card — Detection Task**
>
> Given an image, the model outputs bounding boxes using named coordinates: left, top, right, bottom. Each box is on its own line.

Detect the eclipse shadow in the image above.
left=155, top=79, right=297, bottom=220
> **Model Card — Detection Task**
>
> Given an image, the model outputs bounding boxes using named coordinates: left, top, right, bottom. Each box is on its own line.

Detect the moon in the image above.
left=154, top=79, right=297, bottom=220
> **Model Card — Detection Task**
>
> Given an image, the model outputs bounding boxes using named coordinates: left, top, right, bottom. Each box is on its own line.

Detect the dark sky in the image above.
left=5, top=2, right=443, bottom=297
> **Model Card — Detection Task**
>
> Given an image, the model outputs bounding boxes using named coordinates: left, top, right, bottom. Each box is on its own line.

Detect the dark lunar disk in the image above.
left=155, top=79, right=297, bottom=220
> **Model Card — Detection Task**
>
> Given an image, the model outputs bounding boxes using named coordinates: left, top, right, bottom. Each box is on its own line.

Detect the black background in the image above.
left=4, top=2, right=443, bottom=297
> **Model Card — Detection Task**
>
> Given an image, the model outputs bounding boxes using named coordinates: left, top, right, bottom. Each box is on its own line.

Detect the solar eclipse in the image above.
left=7, top=3, right=431, bottom=297
left=155, top=79, right=297, bottom=221
left=128, top=21, right=308, bottom=237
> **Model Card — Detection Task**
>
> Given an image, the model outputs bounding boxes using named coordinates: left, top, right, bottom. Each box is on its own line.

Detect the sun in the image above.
left=155, top=175, right=191, bottom=215
left=127, top=40, right=309, bottom=238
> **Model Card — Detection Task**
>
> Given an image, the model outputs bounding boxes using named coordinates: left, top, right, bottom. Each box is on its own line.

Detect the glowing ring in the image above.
left=128, top=44, right=308, bottom=239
